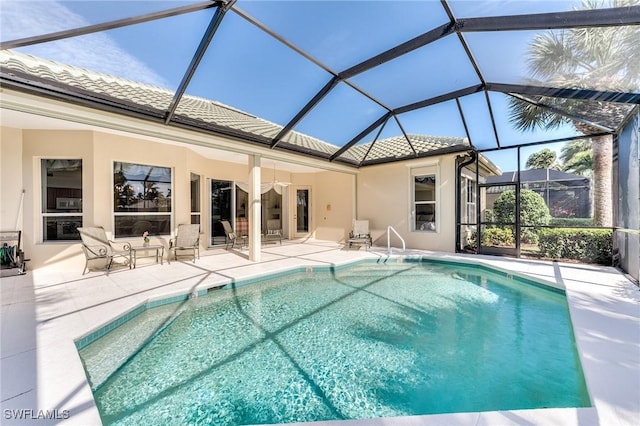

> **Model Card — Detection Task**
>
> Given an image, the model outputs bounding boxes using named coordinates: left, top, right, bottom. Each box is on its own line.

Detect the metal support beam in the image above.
left=0, top=1, right=218, bottom=50
left=394, top=85, right=484, bottom=115
left=393, top=115, right=417, bottom=157
left=359, top=118, right=389, bottom=166
left=458, top=6, right=640, bottom=32
left=271, top=77, right=340, bottom=148
left=330, top=112, right=392, bottom=161
left=340, top=22, right=456, bottom=80
left=455, top=98, right=474, bottom=149
left=487, top=82, right=640, bottom=104
left=165, top=1, right=234, bottom=124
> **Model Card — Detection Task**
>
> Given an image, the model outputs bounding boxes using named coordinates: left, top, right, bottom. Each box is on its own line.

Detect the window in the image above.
left=465, top=178, right=477, bottom=224
left=190, top=173, right=201, bottom=226
left=412, top=167, right=437, bottom=232
left=113, top=162, right=172, bottom=238
left=41, top=159, right=83, bottom=241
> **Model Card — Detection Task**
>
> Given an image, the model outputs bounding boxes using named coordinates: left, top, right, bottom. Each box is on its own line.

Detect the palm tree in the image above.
left=508, top=0, right=639, bottom=226
left=560, top=140, right=592, bottom=177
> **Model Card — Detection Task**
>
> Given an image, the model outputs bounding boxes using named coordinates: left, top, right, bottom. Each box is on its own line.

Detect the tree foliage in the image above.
left=560, top=140, right=593, bottom=176
left=493, top=189, right=551, bottom=243
left=506, top=0, right=635, bottom=226
left=525, top=148, right=559, bottom=169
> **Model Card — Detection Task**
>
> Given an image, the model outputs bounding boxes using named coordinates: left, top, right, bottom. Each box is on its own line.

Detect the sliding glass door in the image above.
left=210, top=179, right=233, bottom=246
left=295, top=187, right=310, bottom=237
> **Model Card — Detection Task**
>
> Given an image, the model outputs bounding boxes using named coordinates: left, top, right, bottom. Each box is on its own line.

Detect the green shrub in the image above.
left=481, top=227, right=515, bottom=247
left=549, top=217, right=594, bottom=227
left=538, top=228, right=613, bottom=264
left=467, top=227, right=515, bottom=249
left=493, top=189, right=550, bottom=244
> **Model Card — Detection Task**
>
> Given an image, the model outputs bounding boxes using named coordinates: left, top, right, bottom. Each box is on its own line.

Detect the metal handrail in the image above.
left=387, top=226, right=405, bottom=254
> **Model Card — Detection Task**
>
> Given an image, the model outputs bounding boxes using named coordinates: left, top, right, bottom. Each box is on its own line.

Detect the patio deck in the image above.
left=1, top=239, right=638, bottom=425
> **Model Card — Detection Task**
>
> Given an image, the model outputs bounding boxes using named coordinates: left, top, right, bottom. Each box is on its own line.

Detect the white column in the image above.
left=248, top=154, right=261, bottom=262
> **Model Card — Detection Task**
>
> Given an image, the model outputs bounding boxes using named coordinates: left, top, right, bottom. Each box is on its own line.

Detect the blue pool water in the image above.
left=79, top=260, right=590, bottom=425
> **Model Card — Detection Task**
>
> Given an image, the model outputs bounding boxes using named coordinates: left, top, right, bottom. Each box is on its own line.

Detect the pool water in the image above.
left=79, top=260, right=590, bottom=425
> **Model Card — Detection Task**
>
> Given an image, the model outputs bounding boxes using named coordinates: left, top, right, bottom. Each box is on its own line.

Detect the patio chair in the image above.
left=221, top=220, right=247, bottom=249
left=168, top=224, right=200, bottom=263
left=263, top=219, right=283, bottom=245
left=348, top=219, right=372, bottom=250
left=78, top=226, right=132, bottom=274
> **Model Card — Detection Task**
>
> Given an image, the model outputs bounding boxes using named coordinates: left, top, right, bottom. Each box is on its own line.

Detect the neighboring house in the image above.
left=485, top=169, right=591, bottom=218
left=0, top=50, right=499, bottom=269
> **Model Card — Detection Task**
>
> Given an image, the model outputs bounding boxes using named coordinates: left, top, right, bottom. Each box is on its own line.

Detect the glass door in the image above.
left=295, top=187, right=310, bottom=237
left=210, top=179, right=234, bottom=246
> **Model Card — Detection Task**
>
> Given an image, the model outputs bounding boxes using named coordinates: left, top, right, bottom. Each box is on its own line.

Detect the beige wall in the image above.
left=0, top=127, right=357, bottom=269
left=1, top=126, right=23, bottom=231
left=1, top=124, right=470, bottom=269
left=311, top=171, right=355, bottom=242
left=357, top=154, right=460, bottom=252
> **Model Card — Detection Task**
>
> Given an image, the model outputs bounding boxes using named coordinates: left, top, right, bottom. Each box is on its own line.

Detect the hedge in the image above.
left=467, top=227, right=514, bottom=249
left=549, top=218, right=594, bottom=227
left=538, top=228, right=613, bottom=264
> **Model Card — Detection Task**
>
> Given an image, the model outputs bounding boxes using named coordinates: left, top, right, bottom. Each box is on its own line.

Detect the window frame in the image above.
left=190, top=172, right=201, bottom=227
left=409, top=162, right=439, bottom=233
left=40, top=158, right=83, bottom=243
left=464, top=177, right=477, bottom=225
left=112, top=161, right=173, bottom=239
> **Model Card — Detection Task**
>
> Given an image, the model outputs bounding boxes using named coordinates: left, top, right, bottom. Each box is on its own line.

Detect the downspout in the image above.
left=455, top=151, right=477, bottom=252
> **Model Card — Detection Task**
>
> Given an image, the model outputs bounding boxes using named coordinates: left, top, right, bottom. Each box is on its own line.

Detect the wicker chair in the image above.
left=78, top=226, right=132, bottom=274
left=168, top=224, right=200, bottom=263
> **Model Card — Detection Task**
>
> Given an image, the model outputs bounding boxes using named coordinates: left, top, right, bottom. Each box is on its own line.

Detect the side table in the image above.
left=131, top=244, right=164, bottom=268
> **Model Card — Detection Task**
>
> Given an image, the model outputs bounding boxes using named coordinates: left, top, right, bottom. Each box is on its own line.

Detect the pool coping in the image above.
left=1, top=242, right=638, bottom=425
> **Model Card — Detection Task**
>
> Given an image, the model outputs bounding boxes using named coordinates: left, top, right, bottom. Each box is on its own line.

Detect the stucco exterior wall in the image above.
left=1, top=127, right=356, bottom=269
left=1, top=126, right=23, bottom=231
left=22, top=130, right=94, bottom=270
left=357, top=154, right=459, bottom=252
left=312, top=171, right=355, bottom=242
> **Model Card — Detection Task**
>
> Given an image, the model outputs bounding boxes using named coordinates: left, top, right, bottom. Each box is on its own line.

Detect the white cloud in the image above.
left=0, top=0, right=170, bottom=87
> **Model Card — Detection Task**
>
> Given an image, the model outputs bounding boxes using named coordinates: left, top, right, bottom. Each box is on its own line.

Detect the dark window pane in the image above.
left=415, top=204, right=436, bottom=231
left=41, top=159, right=82, bottom=213
left=43, top=216, right=82, bottom=241
left=190, top=173, right=200, bottom=213
left=115, top=215, right=171, bottom=238
left=114, top=162, right=171, bottom=213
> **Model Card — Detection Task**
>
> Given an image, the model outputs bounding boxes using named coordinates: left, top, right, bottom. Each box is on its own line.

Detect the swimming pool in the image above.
left=78, top=259, right=590, bottom=425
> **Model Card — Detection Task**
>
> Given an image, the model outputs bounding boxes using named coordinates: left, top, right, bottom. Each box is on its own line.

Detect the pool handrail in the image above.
left=387, top=225, right=405, bottom=254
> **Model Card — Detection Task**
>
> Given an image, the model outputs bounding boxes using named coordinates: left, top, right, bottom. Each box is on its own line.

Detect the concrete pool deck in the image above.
left=1, top=239, right=639, bottom=425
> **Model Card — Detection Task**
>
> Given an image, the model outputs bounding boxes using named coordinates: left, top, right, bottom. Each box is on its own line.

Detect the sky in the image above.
left=0, top=0, right=600, bottom=171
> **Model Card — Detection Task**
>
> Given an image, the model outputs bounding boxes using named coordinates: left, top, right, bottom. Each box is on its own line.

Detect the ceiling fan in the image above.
left=269, top=163, right=292, bottom=189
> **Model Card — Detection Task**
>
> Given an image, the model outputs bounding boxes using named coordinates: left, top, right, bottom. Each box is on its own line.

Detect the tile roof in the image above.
left=0, top=50, right=469, bottom=166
